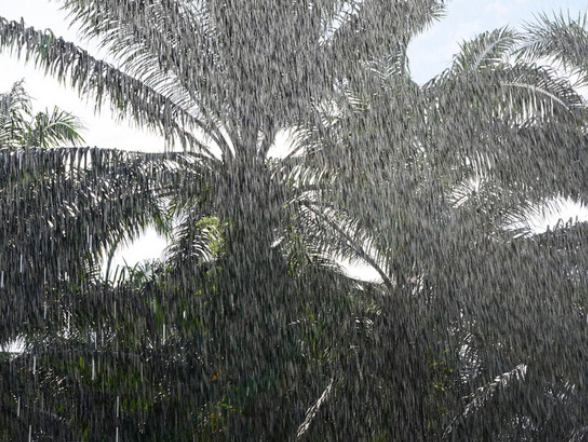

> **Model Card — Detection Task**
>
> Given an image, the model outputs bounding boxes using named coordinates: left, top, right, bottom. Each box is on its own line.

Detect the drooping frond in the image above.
left=499, top=64, right=586, bottom=115
left=0, top=146, right=182, bottom=345
left=292, top=199, right=393, bottom=290
left=426, top=58, right=588, bottom=188
left=61, top=0, right=236, bottom=157
left=444, top=364, right=528, bottom=438
left=0, top=18, right=215, bottom=153
left=502, top=196, right=588, bottom=238
left=326, top=0, right=446, bottom=69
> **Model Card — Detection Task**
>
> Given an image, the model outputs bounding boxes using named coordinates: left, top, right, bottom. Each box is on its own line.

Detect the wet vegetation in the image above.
left=2, top=1, right=588, bottom=440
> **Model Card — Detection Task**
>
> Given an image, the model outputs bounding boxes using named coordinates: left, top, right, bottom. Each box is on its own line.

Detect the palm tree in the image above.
left=9, top=1, right=588, bottom=439
left=0, top=1, right=450, bottom=440
left=285, top=18, right=588, bottom=439
left=0, top=80, right=85, bottom=149
left=418, top=26, right=588, bottom=440
left=446, top=19, right=588, bottom=440
left=367, top=23, right=588, bottom=440
left=6, top=2, right=588, bottom=439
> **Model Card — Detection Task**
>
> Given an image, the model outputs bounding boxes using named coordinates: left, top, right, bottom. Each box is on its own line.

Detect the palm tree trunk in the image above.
left=210, top=157, right=299, bottom=439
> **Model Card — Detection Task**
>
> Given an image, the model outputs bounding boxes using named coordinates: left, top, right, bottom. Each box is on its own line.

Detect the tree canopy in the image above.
left=2, top=1, right=588, bottom=440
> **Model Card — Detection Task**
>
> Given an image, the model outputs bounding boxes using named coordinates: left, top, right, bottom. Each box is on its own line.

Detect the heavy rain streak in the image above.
left=3, top=0, right=588, bottom=440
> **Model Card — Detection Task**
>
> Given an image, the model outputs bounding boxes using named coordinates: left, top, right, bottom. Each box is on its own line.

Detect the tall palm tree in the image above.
left=0, top=1, right=449, bottom=440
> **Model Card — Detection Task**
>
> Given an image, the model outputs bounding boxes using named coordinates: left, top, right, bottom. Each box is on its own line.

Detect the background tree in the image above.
left=297, top=18, right=588, bottom=440
left=0, top=80, right=84, bottom=149
left=0, top=82, right=172, bottom=439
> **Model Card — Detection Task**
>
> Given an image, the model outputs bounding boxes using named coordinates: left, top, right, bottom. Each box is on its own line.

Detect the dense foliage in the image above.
left=2, top=1, right=588, bottom=440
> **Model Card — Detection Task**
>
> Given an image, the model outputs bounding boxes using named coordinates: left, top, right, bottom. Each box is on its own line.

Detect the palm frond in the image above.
left=452, top=27, right=520, bottom=73
left=327, top=0, right=445, bottom=67
left=164, top=214, right=220, bottom=268
left=444, top=364, right=528, bottom=438
left=0, top=81, right=32, bottom=149
left=27, top=107, right=85, bottom=148
left=499, top=65, right=586, bottom=117
left=0, top=18, right=215, bottom=153
left=61, top=0, right=236, bottom=158
left=296, top=378, right=334, bottom=439
left=518, top=12, right=588, bottom=83
left=502, top=196, right=588, bottom=238
left=294, top=200, right=393, bottom=290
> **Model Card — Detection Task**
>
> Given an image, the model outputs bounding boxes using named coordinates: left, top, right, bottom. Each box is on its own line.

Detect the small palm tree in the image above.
left=0, top=80, right=84, bottom=149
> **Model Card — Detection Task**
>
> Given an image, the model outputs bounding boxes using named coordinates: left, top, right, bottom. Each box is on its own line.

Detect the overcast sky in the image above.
left=1, top=0, right=587, bottom=275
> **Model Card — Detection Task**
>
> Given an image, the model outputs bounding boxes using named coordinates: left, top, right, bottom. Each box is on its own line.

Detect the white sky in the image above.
left=1, top=0, right=587, bottom=280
